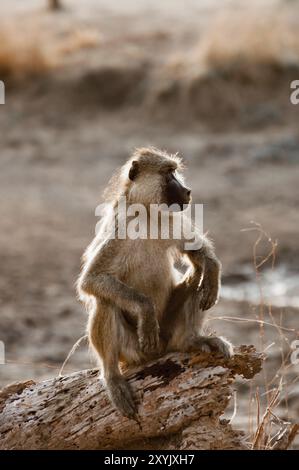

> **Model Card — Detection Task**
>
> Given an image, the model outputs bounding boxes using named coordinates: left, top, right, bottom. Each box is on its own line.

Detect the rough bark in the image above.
left=0, top=345, right=263, bottom=450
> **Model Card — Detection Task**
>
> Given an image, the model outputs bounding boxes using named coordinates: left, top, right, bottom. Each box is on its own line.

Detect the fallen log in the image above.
left=0, top=345, right=263, bottom=450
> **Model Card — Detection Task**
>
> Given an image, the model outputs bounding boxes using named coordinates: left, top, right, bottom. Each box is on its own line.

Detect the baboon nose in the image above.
left=186, top=189, right=191, bottom=197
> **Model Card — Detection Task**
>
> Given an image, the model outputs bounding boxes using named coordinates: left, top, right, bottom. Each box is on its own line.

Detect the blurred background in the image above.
left=0, top=0, right=299, bottom=448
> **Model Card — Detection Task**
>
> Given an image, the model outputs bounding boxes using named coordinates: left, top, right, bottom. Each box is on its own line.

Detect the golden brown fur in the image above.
left=77, top=147, right=233, bottom=418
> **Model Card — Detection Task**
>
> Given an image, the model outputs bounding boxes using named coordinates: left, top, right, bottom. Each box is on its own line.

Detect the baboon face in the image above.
left=163, top=169, right=191, bottom=210
left=128, top=154, right=191, bottom=210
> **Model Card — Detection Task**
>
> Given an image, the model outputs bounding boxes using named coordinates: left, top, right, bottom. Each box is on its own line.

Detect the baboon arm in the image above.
left=180, top=232, right=221, bottom=275
left=80, top=269, right=150, bottom=320
left=179, top=235, right=222, bottom=311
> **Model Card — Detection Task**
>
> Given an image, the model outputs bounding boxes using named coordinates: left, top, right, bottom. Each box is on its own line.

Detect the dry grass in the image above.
left=162, top=5, right=299, bottom=126
left=198, top=8, right=299, bottom=72
left=242, top=223, right=298, bottom=449
left=249, top=227, right=298, bottom=449
left=206, top=220, right=299, bottom=449
left=252, top=386, right=298, bottom=449
left=0, top=20, right=56, bottom=80
left=210, top=222, right=299, bottom=449
left=0, top=15, right=100, bottom=80
left=2, top=4, right=299, bottom=83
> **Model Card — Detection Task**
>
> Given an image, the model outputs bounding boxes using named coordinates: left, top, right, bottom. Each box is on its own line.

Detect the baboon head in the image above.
left=126, top=147, right=191, bottom=210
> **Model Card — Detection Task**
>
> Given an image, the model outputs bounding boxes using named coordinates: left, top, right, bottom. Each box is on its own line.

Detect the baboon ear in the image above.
left=128, top=160, right=139, bottom=181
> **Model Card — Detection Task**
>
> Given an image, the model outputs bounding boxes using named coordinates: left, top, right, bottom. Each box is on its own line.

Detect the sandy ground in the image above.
left=0, top=0, right=299, bottom=448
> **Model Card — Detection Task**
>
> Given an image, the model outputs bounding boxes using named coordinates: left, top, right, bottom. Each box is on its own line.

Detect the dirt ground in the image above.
left=0, top=0, right=299, bottom=448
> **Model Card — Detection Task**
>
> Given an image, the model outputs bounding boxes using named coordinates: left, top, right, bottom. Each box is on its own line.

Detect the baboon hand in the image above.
left=138, top=300, right=160, bottom=356
left=200, top=278, right=219, bottom=311
left=199, top=258, right=221, bottom=311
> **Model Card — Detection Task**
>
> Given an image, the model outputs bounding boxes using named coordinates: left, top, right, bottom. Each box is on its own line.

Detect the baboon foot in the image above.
left=189, top=335, right=233, bottom=358
left=106, top=375, right=137, bottom=419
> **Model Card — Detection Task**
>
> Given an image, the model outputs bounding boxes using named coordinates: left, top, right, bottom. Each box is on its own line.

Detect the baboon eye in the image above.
left=129, top=160, right=139, bottom=181
left=166, top=171, right=174, bottom=182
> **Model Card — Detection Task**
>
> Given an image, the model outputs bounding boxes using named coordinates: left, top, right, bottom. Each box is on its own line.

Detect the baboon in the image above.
left=77, top=147, right=233, bottom=418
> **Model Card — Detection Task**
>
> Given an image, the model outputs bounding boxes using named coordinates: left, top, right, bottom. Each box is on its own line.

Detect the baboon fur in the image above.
left=77, top=147, right=233, bottom=418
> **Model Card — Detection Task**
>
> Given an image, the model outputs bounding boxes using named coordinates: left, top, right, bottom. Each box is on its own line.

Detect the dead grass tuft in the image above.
left=0, top=20, right=56, bottom=80
left=0, top=18, right=100, bottom=81
left=199, top=9, right=299, bottom=73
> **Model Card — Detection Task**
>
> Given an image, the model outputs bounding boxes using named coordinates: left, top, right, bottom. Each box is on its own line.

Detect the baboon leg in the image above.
left=87, top=300, right=138, bottom=418
left=162, top=271, right=233, bottom=358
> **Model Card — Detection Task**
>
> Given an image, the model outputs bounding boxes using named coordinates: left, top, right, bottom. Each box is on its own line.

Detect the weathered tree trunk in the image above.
left=0, top=346, right=263, bottom=450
